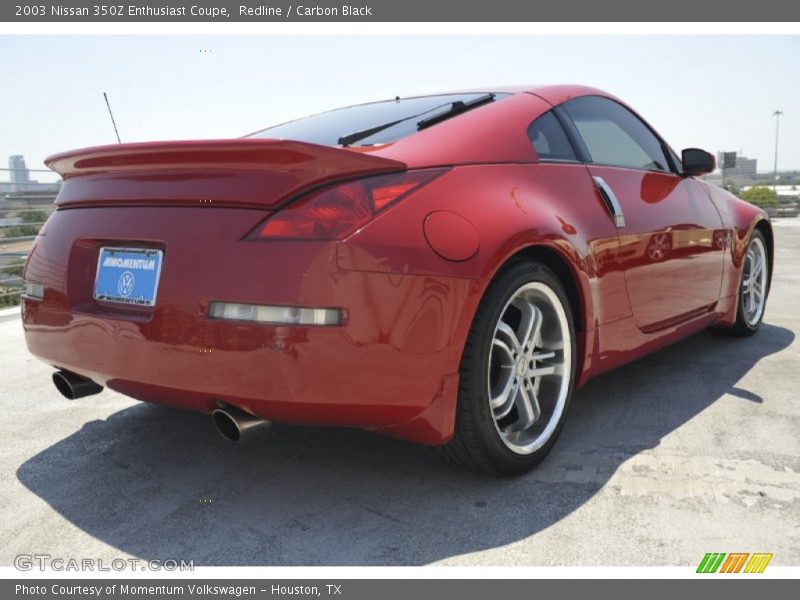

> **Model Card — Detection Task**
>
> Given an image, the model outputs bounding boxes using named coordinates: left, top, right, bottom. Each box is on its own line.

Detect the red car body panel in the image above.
left=21, top=84, right=772, bottom=445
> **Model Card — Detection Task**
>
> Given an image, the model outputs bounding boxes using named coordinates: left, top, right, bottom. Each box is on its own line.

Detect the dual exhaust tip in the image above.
left=52, top=370, right=103, bottom=400
left=212, top=405, right=271, bottom=442
left=52, top=370, right=269, bottom=442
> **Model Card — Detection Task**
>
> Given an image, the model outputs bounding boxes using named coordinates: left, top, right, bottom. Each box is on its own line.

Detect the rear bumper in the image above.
left=21, top=206, right=477, bottom=444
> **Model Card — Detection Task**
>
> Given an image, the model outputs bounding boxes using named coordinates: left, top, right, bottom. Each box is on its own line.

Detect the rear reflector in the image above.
left=246, top=168, right=448, bottom=241
left=24, top=281, right=44, bottom=299
left=209, top=302, right=342, bottom=326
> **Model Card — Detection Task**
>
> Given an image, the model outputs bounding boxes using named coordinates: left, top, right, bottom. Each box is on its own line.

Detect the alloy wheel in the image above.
left=741, top=236, right=768, bottom=327
left=487, top=282, right=571, bottom=455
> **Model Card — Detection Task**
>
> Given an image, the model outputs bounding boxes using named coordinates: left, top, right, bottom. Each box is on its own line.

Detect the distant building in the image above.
left=8, top=155, right=31, bottom=192
left=2, top=155, right=60, bottom=195
left=717, top=152, right=757, bottom=185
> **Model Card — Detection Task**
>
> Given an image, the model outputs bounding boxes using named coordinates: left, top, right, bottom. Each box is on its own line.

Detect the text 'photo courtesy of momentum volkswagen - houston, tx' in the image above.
left=21, top=85, right=772, bottom=475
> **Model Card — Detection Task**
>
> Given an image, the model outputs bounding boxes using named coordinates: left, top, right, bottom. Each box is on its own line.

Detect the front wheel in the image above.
left=433, top=261, right=576, bottom=476
left=725, top=230, right=769, bottom=337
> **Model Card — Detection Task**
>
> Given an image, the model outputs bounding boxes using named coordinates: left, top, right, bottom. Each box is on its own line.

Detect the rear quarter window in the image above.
left=528, top=111, right=577, bottom=161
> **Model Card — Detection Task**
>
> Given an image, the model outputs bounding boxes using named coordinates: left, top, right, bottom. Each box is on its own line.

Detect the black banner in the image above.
left=5, top=579, right=798, bottom=600
left=3, top=0, right=800, bottom=22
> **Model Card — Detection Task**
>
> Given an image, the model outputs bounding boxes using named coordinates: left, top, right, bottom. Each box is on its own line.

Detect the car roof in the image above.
left=446, top=84, right=617, bottom=105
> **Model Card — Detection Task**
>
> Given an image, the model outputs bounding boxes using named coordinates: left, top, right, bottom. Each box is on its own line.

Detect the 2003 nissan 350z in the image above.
left=22, top=85, right=772, bottom=475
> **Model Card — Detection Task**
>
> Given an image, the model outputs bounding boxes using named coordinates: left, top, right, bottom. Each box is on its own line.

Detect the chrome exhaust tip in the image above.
left=212, top=405, right=270, bottom=442
left=52, top=370, right=103, bottom=400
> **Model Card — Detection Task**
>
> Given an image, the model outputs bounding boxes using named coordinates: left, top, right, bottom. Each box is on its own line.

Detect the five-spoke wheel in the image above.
left=721, top=229, right=770, bottom=337
left=433, top=260, right=576, bottom=475
left=488, top=282, right=571, bottom=455
left=741, top=234, right=768, bottom=327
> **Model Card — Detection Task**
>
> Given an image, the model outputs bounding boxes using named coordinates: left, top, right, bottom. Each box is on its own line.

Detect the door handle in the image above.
left=592, top=176, right=626, bottom=228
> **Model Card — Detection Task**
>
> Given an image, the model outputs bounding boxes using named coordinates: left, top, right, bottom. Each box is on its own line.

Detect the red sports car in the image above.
left=22, top=85, right=772, bottom=475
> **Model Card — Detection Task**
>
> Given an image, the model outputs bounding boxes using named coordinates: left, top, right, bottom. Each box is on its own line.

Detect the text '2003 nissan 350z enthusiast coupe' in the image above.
left=22, top=85, right=772, bottom=475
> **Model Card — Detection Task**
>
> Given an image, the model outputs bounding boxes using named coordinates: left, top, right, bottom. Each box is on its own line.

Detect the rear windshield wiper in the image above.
left=416, top=93, right=496, bottom=131
left=338, top=100, right=455, bottom=147
left=338, top=93, right=496, bottom=147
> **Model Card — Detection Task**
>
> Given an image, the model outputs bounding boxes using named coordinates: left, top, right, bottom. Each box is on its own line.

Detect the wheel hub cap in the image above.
left=515, top=357, right=527, bottom=378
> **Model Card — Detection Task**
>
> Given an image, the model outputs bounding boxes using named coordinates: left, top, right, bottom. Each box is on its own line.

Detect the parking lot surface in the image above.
left=1, top=220, right=799, bottom=566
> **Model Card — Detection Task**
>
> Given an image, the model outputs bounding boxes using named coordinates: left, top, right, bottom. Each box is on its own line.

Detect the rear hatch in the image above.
left=47, top=139, right=407, bottom=209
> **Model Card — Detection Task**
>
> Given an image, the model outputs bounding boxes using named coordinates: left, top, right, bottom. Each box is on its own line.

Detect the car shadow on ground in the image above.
left=16, top=323, right=794, bottom=565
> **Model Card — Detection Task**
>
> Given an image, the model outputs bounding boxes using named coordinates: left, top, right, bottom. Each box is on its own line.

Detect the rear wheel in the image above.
left=433, top=260, right=576, bottom=476
left=724, top=230, right=769, bottom=337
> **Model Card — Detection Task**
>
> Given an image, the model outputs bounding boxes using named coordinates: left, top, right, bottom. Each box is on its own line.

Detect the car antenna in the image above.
left=103, top=92, right=122, bottom=143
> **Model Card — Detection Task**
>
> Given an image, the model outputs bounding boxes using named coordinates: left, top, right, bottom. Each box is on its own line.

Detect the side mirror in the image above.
left=681, top=148, right=715, bottom=177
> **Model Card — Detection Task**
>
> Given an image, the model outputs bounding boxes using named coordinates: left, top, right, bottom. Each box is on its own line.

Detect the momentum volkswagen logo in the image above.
left=697, top=552, right=773, bottom=573
left=117, top=271, right=135, bottom=297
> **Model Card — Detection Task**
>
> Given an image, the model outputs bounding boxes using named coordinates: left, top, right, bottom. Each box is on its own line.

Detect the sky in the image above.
left=1, top=35, right=798, bottom=182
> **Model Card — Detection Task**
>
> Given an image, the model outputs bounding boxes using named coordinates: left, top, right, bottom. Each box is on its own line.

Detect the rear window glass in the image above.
left=247, top=93, right=510, bottom=147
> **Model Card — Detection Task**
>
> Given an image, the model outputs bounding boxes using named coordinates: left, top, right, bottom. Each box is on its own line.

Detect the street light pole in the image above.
left=773, top=110, right=783, bottom=193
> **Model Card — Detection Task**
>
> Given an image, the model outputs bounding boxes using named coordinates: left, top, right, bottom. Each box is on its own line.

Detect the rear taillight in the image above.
left=246, top=169, right=447, bottom=241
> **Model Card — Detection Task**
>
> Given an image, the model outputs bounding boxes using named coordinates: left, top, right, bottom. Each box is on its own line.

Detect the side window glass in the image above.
left=564, top=96, right=670, bottom=172
left=527, top=111, right=577, bottom=162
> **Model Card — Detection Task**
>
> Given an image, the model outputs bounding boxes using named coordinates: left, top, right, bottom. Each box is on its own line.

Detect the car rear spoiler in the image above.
left=45, top=139, right=407, bottom=209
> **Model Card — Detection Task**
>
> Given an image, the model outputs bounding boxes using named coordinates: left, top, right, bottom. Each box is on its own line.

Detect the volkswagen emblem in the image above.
left=118, top=271, right=135, bottom=297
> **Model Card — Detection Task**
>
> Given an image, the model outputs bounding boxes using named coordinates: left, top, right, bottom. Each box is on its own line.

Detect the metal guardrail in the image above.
left=766, top=205, right=800, bottom=218
left=0, top=194, right=56, bottom=307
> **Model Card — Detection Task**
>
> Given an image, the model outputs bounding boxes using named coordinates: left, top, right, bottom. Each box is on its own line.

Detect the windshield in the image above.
left=247, top=93, right=510, bottom=147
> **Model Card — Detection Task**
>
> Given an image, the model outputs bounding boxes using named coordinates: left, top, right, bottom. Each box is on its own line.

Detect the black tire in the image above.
left=717, top=229, right=769, bottom=337
left=432, top=260, right=577, bottom=476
